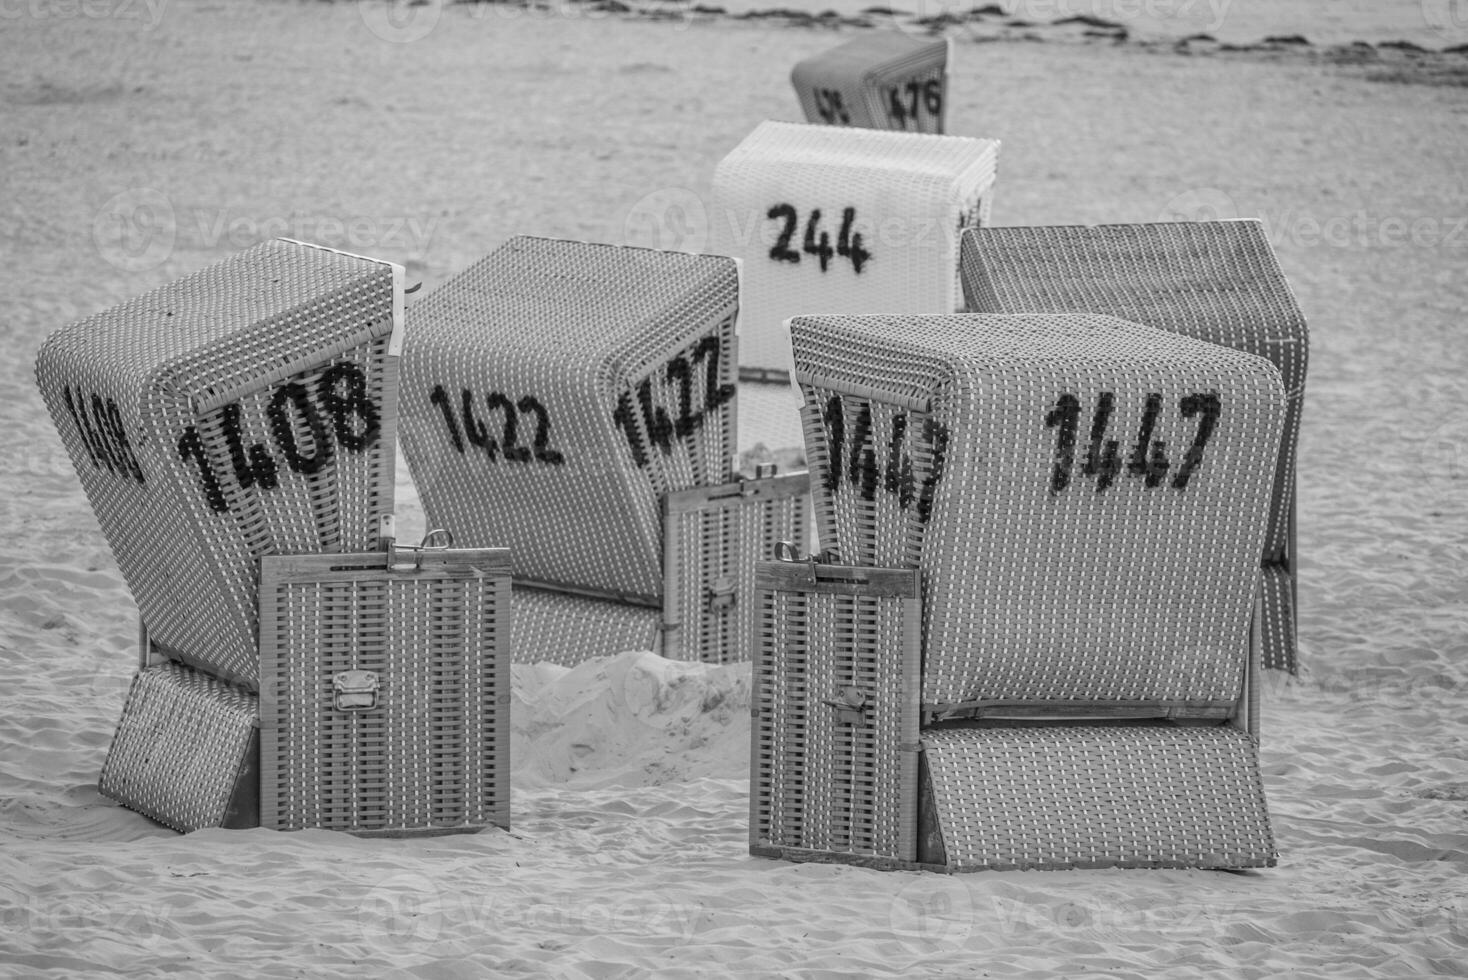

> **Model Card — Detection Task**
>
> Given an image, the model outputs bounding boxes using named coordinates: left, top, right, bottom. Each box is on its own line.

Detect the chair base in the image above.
left=99, top=661, right=260, bottom=833
left=920, top=724, right=1277, bottom=871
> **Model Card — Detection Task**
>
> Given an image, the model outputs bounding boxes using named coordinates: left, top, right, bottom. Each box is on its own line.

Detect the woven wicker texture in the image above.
left=400, top=237, right=739, bottom=602
left=959, top=221, right=1307, bottom=670
left=99, top=661, right=258, bottom=833
left=791, top=33, right=951, bottom=134
left=791, top=313, right=1285, bottom=709
left=709, top=121, right=999, bottom=398
left=750, top=561, right=921, bottom=862
left=508, top=473, right=809, bottom=665
left=922, top=725, right=1276, bottom=870
left=257, top=548, right=511, bottom=835
left=511, top=588, right=662, bottom=666
left=665, top=474, right=810, bottom=663
left=34, top=240, right=401, bottom=685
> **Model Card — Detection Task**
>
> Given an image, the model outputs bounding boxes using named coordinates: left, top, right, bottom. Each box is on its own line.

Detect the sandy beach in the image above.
left=2, top=1, right=1467, bottom=976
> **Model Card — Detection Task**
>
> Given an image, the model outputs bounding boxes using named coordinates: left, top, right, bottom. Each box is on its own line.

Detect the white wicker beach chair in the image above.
left=34, top=238, right=403, bottom=686
left=791, top=33, right=952, bottom=134
left=709, top=120, right=999, bottom=451
left=399, top=237, right=809, bottom=665
left=959, top=221, right=1308, bottom=672
left=751, top=312, right=1285, bottom=871
left=37, top=241, right=514, bottom=835
left=105, top=534, right=514, bottom=836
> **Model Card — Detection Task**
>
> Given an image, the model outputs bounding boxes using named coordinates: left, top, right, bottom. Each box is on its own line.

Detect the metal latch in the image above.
left=706, top=574, right=737, bottom=613
left=334, top=670, right=379, bottom=711
left=822, top=687, right=868, bottom=726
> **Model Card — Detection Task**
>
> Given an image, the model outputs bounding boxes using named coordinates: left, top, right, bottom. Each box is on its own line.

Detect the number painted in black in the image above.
left=1173, top=392, right=1221, bottom=490
left=429, top=384, right=465, bottom=454
left=923, top=78, right=942, bottom=118
left=1045, top=393, right=1081, bottom=494
left=666, top=355, right=697, bottom=438
left=267, top=381, right=333, bottom=475
left=692, top=335, right=735, bottom=414
left=221, top=402, right=279, bottom=491
left=834, top=207, right=871, bottom=274
left=612, top=336, right=733, bottom=469
left=64, top=387, right=144, bottom=483
left=822, top=394, right=844, bottom=493
left=1127, top=393, right=1170, bottom=488
left=885, top=411, right=915, bottom=509
left=803, top=209, right=833, bottom=272
left=1047, top=390, right=1219, bottom=494
left=768, top=204, right=869, bottom=274
left=819, top=392, right=946, bottom=523
left=101, top=399, right=145, bottom=483
left=813, top=87, right=850, bottom=125
left=612, top=392, right=648, bottom=468
left=767, top=204, right=800, bottom=265
left=177, top=425, right=227, bottom=514
left=915, top=416, right=949, bottom=526
left=887, top=78, right=942, bottom=128
left=635, top=379, right=674, bottom=456
left=1081, top=391, right=1122, bottom=491
left=317, top=363, right=380, bottom=452
left=487, top=392, right=532, bottom=463
left=517, top=395, right=564, bottom=465
left=462, top=389, right=496, bottom=458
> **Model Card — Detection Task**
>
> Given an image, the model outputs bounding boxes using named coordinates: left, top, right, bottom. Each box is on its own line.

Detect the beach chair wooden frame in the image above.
left=959, top=221, right=1308, bottom=672
left=750, top=312, right=1284, bottom=871
left=256, top=532, right=512, bottom=836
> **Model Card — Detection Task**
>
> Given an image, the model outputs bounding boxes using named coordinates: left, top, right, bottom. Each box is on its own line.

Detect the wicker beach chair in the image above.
left=791, top=33, right=952, bottom=134
left=751, top=312, right=1284, bottom=871
left=958, top=221, right=1308, bottom=672
left=399, top=237, right=809, bottom=666
left=100, top=531, right=513, bottom=836
left=38, top=241, right=514, bottom=835
left=709, top=121, right=999, bottom=451
left=34, top=238, right=403, bottom=687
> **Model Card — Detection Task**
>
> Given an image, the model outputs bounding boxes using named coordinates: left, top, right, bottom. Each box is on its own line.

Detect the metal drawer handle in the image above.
left=334, top=670, right=379, bottom=711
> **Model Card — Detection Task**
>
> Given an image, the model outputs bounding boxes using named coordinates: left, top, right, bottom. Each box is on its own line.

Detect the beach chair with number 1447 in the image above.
left=752, top=312, right=1284, bottom=871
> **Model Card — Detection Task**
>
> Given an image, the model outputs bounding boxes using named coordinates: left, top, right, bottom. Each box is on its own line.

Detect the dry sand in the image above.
left=2, top=1, right=1467, bottom=977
